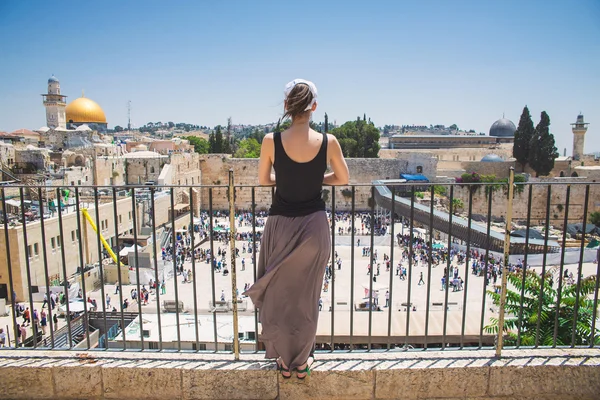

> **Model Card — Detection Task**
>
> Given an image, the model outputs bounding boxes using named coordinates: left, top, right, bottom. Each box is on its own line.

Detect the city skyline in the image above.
left=0, top=0, right=599, bottom=152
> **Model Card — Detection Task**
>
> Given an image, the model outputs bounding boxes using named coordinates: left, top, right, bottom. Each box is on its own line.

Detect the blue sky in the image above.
left=0, top=0, right=599, bottom=152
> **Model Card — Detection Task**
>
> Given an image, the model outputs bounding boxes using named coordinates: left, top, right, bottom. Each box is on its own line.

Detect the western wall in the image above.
left=197, top=154, right=436, bottom=211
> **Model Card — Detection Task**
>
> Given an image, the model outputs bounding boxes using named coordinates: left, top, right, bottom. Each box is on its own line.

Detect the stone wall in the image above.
left=451, top=176, right=600, bottom=228
left=197, top=155, right=426, bottom=211
left=0, top=348, right=598, bottom=399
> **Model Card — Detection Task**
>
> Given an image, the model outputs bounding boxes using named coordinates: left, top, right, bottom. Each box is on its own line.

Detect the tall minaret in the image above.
left=42, top=75, right=67, bottom=129
left=571, top=113, right=589, bottom=161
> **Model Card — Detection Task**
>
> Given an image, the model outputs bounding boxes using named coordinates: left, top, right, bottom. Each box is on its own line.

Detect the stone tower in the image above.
left=42, top=75, right=67, bottom=129
left=571, top=114, right=589, bottom=161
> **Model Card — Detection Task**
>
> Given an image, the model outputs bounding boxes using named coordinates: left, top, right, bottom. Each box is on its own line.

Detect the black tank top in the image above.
left=269, top=131, right=327, bottom=217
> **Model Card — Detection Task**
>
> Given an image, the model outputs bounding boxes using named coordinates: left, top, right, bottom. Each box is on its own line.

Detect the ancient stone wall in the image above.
left=451, top=176, right=600, bottom=229
left=197, top=155, right=416, bottom=211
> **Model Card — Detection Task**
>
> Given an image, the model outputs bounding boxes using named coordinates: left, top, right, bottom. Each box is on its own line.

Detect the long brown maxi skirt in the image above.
left=245, top=211, right=331, bottom=370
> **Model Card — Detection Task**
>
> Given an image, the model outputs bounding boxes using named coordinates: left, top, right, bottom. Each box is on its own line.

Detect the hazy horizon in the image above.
left=0, top=0, right=599, bottom=152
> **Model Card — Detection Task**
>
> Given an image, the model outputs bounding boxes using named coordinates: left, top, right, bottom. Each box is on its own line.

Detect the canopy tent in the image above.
left=566, top=223, right=600, bottom=237
left=587, top=238, right=599, bottom=249
left=511, top=229, right=544, bottom=240
left=119, top=245, right=143, bottom=256
left=399, top=173, right=429, bottom=182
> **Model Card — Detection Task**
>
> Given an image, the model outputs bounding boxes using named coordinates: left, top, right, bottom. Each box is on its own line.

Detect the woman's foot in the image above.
left=276, top=357, right=291, bottom=379
left=296, top=361, right=311, bottom=379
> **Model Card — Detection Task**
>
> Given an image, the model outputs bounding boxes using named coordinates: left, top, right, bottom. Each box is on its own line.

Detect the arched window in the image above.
left=416, top=166, right=423, bottom=173
left=559, top=171, right=565, bottom=177
left=150, top=166, right=155, bottom=174
left=571, top=172, right=578, bottom=177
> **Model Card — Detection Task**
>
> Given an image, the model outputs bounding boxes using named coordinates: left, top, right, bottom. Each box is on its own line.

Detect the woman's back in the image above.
left=270, top=129, right=328, bottom=217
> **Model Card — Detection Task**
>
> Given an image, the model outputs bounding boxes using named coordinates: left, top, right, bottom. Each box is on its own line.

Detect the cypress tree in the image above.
left=513, top=106, right=535, bottom=171
left=529, top=111, right=558, bottom=177
left=214, top=126, right=224, bottom=153
left=208, top=132, right=216, bottom=153
left=324, top=113, right=329, bottom=133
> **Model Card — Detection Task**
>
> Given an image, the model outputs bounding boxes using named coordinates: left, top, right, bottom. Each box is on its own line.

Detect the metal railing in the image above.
left=1, top=171, right=599, bottom=359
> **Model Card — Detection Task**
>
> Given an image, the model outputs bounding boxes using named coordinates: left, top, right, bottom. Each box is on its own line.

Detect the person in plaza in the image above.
left=245, top=78, right=349, bottom=379
left=40, top=309, right=47, bottom=335
left=0, top=328, right=6, bottom=347
left=418, top=271, right=425, bottom=285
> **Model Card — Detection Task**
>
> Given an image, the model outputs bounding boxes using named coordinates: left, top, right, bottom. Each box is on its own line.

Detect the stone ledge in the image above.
left=0, top=349, right=598, bottom=399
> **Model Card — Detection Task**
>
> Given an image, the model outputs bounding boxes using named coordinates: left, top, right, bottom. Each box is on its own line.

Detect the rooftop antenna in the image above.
left=127, top=100, right=132, bottom=131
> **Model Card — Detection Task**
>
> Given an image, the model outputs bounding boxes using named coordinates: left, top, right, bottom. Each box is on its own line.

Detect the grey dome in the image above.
left=481, top=154, right=504, bottom=162
left=489, top=118, right=516, bottom=137
left=48, top=75, right=59, bottom=83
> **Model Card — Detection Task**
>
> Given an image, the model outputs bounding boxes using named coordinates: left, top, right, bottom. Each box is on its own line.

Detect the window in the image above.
left=57, top=236, right=61, bottom=247
left=119, top=215, right=122, bottom=224
left=85, top=176, right=88, bottom=181
left=101, top=221, right=105, bottom=230
left=150, top=166, right=155, bottom=174
left=191, top=177, right=194, bottom=185
left=34, top=243, right=39, bottom=256
left=128, top=211, right=132, bottom=221
left=416, top=166, right=423, bottom=173
left=27, top=245, right=32, bottom=258
left=105, top=219, right=109, bottom=230
left=51, top=237, right=56, bottom=249
left=71, top=231, right=76, bottom=242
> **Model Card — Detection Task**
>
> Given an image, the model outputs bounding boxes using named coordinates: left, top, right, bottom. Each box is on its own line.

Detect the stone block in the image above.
left=53, top=362, right=103, bottom=399
left=278, top=369, right=374, bottom=400
left=375, top=366, right=488, bottom=399
left=182, top=368, right=277, bottom=400
left=102, top=362, right=182, bottom=399
left=0, top=364, right=54, bottom=399
left=488, top=365, right=600, bottom=398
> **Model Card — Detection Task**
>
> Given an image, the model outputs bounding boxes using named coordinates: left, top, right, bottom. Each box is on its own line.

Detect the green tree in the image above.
left=529, top=111, right=558, bottom=177
left=330, top=118, right=380, bottom=158
left=250, top=128, right=265, bottom=143
left=185, top=136, right=209, bottom=154
left=485, top=269, right=600, bottom=346
left=208, top=133, right=216, bottom=153
left=324, top=113, right=329, bottom=133
left=513, top=106, right=535, bottom=171
left=234, top=138, right=261, bottom=158
left=114, top=125, right=123, bottom=132
left=213, top=126, right=224, bottom=153
left=590, top=211, right=600, bottom=227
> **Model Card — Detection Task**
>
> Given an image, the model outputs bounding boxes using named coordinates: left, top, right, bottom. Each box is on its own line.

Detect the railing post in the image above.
left=228, top=169, right=240, bottom=359
left=496, top=167, right=515, bottom=358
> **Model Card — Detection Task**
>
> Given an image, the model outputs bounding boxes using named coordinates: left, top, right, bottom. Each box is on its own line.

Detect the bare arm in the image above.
left=323, top=134, right=349, bottom=185
left=258, top=133, right=276, bottom=186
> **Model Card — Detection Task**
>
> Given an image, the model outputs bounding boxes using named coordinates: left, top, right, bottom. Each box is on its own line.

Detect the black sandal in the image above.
left=277, top=358, right=291, bottom=379
left=296, top=363, right=311, bottom=379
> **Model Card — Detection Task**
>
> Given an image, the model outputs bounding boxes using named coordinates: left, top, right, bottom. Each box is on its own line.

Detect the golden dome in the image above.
left=66, top=96, right=107, bottom=123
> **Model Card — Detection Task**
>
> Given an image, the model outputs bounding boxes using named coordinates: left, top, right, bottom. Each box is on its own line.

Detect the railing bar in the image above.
left=251, top=187, right=259, bottom=352
left=516, top=185, right=533, bottom=348
left=0, top=188, right=19, bottom=348
left=479, top=187, right=493, bottom=348
left=111, top=188, right=126, bottom=349
left=535, top=185, right=552, bottom=348
left=349, top=186, right=356, bottom=351
left=460, top=187, right=474, bottom=349
left=404, top=187, right=415, bottom=348
left=189, top=187, right=200, bottom=351
left=553, top=185, right=571, bottom=347
left=169, top=188, right=182, bottom=350
left=330, top=187, right=336, bottom=352
left=19, top=187, right=38, bottom=348
left=227, top=170, right=240, bottom=359
left=367, top=185, right=375, bottom=351
left=424, top=184, right=435, bottom=350
left=386, top=187, right=396, bottom=350
left=149, top=187, right=163, bottom=351
left=36, top=187, right=55, bottom=348
left=93, top=188, right=108, bottom=351
left=442, top=185, right=453, bottom=350
left=130, top=188, right=144, bottom=350
left=590, top=245, right=600, bottom=348
left=74, top=188, right=91, bottom=350
left=208, top=189, right=218, bottom=352
left=572, top=185, right=589, bottom=347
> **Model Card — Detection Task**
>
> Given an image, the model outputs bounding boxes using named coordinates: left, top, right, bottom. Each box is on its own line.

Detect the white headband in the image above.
left=284, top=78, right=318, bottom=111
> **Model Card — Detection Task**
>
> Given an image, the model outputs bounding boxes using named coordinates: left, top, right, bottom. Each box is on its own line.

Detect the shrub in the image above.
left=341, top=188, right=353, bottom=198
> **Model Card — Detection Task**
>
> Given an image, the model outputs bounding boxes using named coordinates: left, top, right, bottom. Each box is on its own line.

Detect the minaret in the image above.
left=571, top=113, right=589, bottom=161
left=42, top=75, right=67, bottom=129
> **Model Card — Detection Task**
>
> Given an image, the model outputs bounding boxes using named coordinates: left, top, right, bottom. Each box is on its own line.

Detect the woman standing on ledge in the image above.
left=245, top=79, right=349, bottom=379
